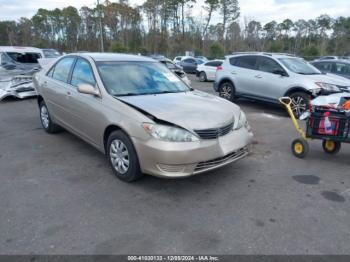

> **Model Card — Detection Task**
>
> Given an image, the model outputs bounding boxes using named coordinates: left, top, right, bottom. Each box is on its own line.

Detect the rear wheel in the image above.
left=219, top=81, right=236, bottom=101
left=289, top=92, right=309, bottom=118
left=322, top=140, right=341, bottom=155
left=199, top=71, right=207, bottom=82
left=291, top=138, right=309, bottom=158
left=39, top=101, right=61, bottom=133
left=107, top=130, right=143, bottom=182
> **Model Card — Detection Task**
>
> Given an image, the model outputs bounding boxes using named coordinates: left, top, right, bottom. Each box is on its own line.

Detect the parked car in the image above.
left=195, top=58, right=205, bottom=65
left=196, top=60, right=224, bottom=82
left=34, top=53, right=253, bottom=182
left=0, top=47, right=42, bottom=100
left=154, top=57, right=191, bottom=86
left=195, top=56, right=208, bottom=61
left=214, top=52, right=350, bottom=117
left=179, top=57, right=198, bottom=74
left=173, top=56, right=184, bottom=65
left=311, top=59, right=350, bottom=80
left=318, top=56, right=340, bottom=60
left=41, top=48, right=61, bottom=58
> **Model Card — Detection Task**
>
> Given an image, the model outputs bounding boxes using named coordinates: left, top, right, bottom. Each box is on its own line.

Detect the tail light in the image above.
left=216, top=66, right=223, bottom=71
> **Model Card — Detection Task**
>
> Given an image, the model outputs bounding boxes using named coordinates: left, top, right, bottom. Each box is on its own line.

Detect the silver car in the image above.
left=34, top=53, right=253, bottom=182
left=214, top=52, right=350, bottom=117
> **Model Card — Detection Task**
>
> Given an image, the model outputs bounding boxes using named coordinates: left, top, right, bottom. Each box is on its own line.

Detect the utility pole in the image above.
left=97, top=0, right=104, bottom=52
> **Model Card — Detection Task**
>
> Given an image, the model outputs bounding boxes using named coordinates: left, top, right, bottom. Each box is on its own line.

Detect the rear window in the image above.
left=205, top=61, right=222, bottom=67
left=230, top=56, right=257, bottom=70
left=50, top=57, right=75, bottom=83
left=6, top=52, right=41, bottom=64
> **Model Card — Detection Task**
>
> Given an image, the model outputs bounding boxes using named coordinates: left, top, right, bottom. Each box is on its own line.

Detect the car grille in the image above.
left=194, top=147, right=249, bottom=173
left=194, top=122, right=234, bottom=140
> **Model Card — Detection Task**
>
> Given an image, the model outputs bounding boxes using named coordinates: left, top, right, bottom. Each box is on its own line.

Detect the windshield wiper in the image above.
left=296, top=72, right=320, bottom=75
left=114, top=92, right=149, bottom=97
left=154, top=90, right=183, bottom=94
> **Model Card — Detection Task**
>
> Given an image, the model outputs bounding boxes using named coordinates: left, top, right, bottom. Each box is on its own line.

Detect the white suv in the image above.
left=214, top=52, right=350, bottom=117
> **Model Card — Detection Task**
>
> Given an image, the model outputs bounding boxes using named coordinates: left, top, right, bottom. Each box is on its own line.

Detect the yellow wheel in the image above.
left=291, top=139, right=309, bottom=158
left=322, top=140, right=341, bottom=155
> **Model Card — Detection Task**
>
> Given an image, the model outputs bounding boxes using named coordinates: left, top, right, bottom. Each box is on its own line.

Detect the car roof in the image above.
left=0, top=46, right=43, bottom=53
left=313, top=59, right=350, bottom=64
left=228, top=52, right=296, bottom=59
left=72, top=52, right=156, bottom=62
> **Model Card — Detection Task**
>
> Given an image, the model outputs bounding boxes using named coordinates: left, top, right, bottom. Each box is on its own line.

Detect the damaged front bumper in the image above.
left=0, top=76, right=37, bottom=100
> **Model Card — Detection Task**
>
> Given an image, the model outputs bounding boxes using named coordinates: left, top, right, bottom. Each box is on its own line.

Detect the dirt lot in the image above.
left=1, top=74, right=350, bottom=254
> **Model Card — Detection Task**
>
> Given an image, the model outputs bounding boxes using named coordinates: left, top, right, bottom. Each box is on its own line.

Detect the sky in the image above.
left=0, top=0, right=349, bottom=24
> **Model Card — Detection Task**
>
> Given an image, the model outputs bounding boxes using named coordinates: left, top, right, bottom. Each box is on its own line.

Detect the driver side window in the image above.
left=256, top=57, right=283, bottom=74
left=70, top=58, right=96, bottom=87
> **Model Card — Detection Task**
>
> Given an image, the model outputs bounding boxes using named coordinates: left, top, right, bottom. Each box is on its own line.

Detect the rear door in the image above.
left=41, top=56, right=76, bottom=127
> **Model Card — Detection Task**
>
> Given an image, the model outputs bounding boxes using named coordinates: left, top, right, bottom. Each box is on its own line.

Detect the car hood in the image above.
left=117, top=90, right=240, bottom=131
left=304, top=73, right=350, bottom=86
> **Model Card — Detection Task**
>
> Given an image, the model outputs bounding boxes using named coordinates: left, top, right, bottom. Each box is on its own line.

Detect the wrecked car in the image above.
left=0, top=47, right=42, bottom=100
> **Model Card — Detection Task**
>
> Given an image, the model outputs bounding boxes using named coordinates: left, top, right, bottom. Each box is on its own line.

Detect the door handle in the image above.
left=42, top=81, right=48, bottom=87
left=254, top=75, right=262, bottom=79
left=231, top=71, right=237, bottom=75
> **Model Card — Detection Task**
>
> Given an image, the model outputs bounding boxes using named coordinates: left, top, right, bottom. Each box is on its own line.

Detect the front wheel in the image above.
left=322, top=140, right=341, bottom=155
left=291, top=138, right=309, bottom=158
left=219, top=82, right=236, bottom=101
left=289, top=92, right=310, bottom=118
left=107, top=130, right=143, bottom=182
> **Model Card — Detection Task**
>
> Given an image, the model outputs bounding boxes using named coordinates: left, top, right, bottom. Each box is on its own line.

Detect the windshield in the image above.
left=278, top=58, right=321, bottom=75
left=97, top=61, right=190, bottom=96
left=43, top=49, right=61, bottom=58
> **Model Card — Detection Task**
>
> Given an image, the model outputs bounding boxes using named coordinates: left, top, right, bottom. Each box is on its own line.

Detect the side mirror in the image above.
left=272, top=69, right=288, bottom=77
left=77, top=83, right=100, bottom=97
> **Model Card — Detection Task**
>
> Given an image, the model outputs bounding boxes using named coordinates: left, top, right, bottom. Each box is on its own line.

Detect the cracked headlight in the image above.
left=235, top=111, right=251, bottom=131
left=315, top=82, right=340, bottom=92
left=142, top=123, right=199, bottom=142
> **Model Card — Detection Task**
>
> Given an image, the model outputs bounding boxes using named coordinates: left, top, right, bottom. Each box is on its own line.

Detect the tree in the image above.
left=209, top=42, right=224, bottom=58
left=219, top=0, right=240, bottom=51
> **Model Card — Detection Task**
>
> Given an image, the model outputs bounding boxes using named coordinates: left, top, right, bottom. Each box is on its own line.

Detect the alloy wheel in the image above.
left=290, top=95, right=307, bottom=118
left=40, top=105, right=50, bottom=129
left=219, top=84, right=232, bottom=100
left=109, top=139, right=130, bottom=174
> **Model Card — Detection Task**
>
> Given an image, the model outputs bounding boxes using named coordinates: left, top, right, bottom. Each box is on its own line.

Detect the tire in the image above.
left=199, top=71, right=207, bottom=82
left=39, top=100, right=61, bottom=133
left=289, top=92, right=310, bottom=118
left=322, top=140, right=341, bottom=155
left=219, top=81, right=236, bottom=102
left=107, top=130, right=143, bottom=182
left=291, top=138, right=309, bottom=158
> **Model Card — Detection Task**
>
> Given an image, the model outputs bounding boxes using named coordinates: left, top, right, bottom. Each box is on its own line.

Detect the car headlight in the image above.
left=235, top=111, right=251, bottom=131
left=315, top=82, right=340, bottom=92
left=142, top=123, right=199, bottom=142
